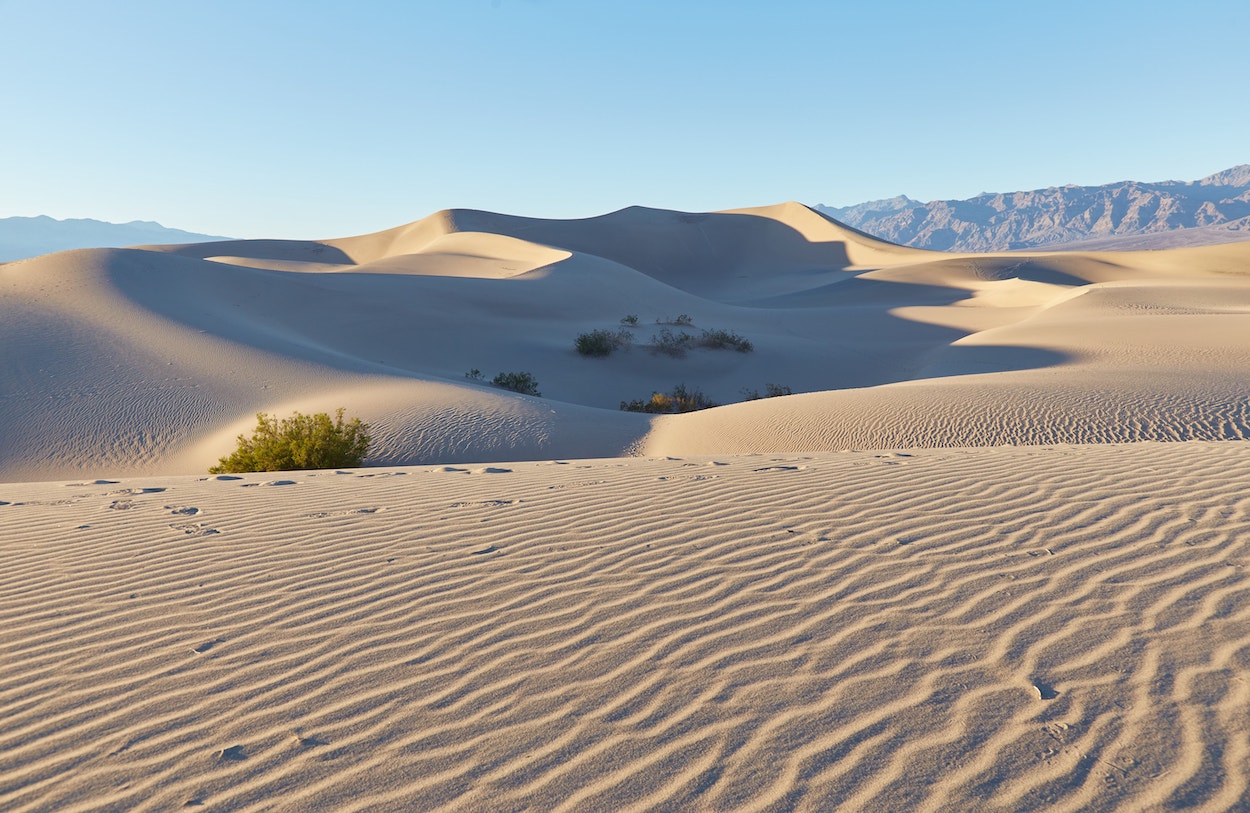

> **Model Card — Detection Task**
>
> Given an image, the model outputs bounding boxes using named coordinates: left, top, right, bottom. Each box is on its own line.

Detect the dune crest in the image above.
left=5, top=203, right=1250, bottom=479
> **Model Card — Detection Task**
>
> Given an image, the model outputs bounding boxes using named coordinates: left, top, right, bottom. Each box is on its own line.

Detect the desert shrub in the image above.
left=657, top=313, right=694, bottom=326
left=620, top=383, right=718, bottom=413
left=210, top=408, right=370, bottom=473
left=493, top=370, right=541, bottom=396
left=620, top=314, right=639, bottom=326
left=650, top=327, right=695, bottom=358
left=742, top=383, right=793, bottom=400
left=695, top=328, right=753, bottom=353
left=575, top=328, right=633, bottom=357
left=465, top=368, right=483, bottom=381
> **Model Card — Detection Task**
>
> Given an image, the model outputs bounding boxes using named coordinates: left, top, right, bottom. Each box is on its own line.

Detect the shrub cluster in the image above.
left=575, top=315, right=752, bottom=360
left=574, top=328, right=634, bottom=357
left=651, top=327, right=695, bottom=358
left=696, top=328, right=753, bottom=353
left=620, top=383, right=718, bottom=414
left=649, top=327, right=753, bottom=358
left=210, top=408, right=370, bottom=473
left=492, top=370, right=541, bottom=396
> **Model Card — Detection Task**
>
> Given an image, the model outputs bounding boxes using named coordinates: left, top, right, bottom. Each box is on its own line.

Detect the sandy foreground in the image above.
left=3, top=203, right=1250, bottom=809
left=1, top=444, right=1248, bottom=811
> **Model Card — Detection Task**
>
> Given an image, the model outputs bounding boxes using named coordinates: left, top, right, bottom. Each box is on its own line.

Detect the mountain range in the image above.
left=0, top=216, right=230, bottom=262
left=816, top=165, right=1250, bottom=252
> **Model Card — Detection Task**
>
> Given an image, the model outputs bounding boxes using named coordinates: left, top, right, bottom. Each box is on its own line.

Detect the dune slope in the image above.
left=3, top=203, right=1250, bottom=479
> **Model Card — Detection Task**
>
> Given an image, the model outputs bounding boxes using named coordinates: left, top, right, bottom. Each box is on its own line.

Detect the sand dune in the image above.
left=4, top=202, right=1250, bottom=809
left=2, top=445, right=1248, bottom=810
left=5, top=202, right=1250, bottom=479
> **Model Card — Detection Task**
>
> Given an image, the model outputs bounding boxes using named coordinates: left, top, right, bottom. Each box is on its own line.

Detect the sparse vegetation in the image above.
left=650, top=328, right=696, bottom=358
left=742, top=383, right=793, bottom=400
left=620, top=384, right=718, bottom=413
left=210, top=408, right=370, bottom=473
left=576, top=315, right=753, bottom=360
left=575, top=328, right=633, bottom=357
left=694, top=328, right=753, bottom=353
left=492, top=371, right=541, bottom=396
left=465, top=368, right=483, bottom=381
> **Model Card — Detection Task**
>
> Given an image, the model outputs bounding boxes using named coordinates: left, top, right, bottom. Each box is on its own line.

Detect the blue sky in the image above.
left=2, top=0, right=1247, bottom=238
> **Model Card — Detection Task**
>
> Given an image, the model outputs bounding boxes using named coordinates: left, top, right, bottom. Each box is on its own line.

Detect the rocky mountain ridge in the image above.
left=816, top=166, right=1250, bottom=252
left=0, top=215, right=230, bottom=262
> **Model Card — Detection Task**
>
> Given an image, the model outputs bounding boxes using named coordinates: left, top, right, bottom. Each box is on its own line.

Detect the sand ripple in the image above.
left=1, top=444, right=1248, bottom=810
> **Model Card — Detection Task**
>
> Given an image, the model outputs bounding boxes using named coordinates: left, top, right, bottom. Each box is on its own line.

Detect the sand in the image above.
left=3, top=203, right=1250, bottom=809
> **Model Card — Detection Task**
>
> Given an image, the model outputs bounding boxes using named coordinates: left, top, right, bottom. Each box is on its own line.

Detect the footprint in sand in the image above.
left=118, top=487, right=166, bottom=494
left=208, top=475, right=242, bottom=481
left=170, top=522, right=220, bottom=536
left=108, top=499, right=135, bottom=510
left=1032, top=680, right=1060, bottom=700
left=166, top=505, right=202, bottom=516
left=66, top=480, right=119, bottom=486
left=291, top=730, right=329, bottom=748
left=192, top=638, right=224, bottom=654
left=302, top=507, right=384, bottom=518
left=240, top=480, right=297, bottom=488
left=216, top=745, right=247, bottom=761
left=752, top=465, right=807, bottom=472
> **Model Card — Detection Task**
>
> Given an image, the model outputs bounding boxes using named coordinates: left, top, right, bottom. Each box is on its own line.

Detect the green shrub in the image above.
left=493, top=371, right=541, bottom=396
left=657, top=313, right=694, bottom=326
left=620, top=383, right=718, bottom=413
left=575, top=328, right=633, bottom=357
left=650, top=328, right=695, bottom=358
left=210, top=408, right=370, bottom=473
left=696, top=328, right=753, bottom=353
left=465, top=368, right=483, bottom=381
left=620, top=314, right=639, bottom=326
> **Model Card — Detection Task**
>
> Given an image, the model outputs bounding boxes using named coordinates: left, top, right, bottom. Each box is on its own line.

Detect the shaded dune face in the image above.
left=4, top=203, right=1250, bottom=478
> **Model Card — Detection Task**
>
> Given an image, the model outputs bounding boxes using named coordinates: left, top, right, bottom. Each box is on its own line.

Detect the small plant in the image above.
left=492, top=371, right=541, bottom=396
left=465, top=368, right=483, bottom=381
left=742, top=383, right=793, bottom=400
left=620, top=383, right=718, bottom=413
left=575, top=328, right=633, bottom=357
left=210, top=408, right=370, bottom=473
left=657, top=314, right=694, bottom=326
left=650, top=328, right=695, bottom=358
left=620, top=314, right=639, bottom=326
left=696, top=328, right=753, bottom=353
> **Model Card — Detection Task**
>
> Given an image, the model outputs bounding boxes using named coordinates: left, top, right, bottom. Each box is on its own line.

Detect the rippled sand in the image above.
left=3, top=444, right=1247, bottom=810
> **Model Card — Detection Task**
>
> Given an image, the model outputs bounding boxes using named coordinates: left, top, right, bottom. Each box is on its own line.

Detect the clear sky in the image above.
left=2, top=0, right=1247, bottom=238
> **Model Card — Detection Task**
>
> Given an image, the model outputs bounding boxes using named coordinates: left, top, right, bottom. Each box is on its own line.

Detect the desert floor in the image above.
left=3, top=204, right=1250, bottom=810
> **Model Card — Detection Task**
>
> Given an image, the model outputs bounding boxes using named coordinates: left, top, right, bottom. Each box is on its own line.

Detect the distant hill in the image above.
left=815, top=166, right=1250, bottom=252
left=0, top=216, right=231, bottom=262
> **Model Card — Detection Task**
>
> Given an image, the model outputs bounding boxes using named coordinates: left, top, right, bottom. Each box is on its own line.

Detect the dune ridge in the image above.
left=2, top=444, right=1248, bottom=810
left=5, top=201, right=1250, bottom=810
left=5, top=202, right=1250, bottom=480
